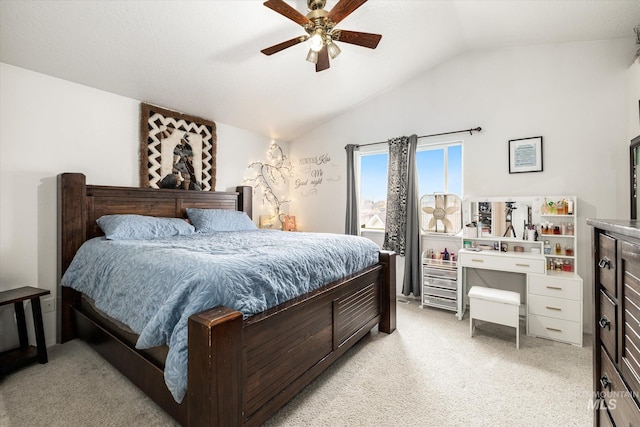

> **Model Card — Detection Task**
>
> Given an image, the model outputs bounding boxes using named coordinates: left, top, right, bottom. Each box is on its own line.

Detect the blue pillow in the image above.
left=96, top=214, right=195, bottom=240
left=186, top=208, right=257, bottom=232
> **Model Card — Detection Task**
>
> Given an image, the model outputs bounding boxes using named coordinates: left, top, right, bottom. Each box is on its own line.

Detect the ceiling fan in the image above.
left=261, top=0, right=382, bottom=72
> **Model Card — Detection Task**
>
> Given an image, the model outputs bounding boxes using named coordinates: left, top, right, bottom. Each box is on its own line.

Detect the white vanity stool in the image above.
left=469, top=286, right=521, bottom=349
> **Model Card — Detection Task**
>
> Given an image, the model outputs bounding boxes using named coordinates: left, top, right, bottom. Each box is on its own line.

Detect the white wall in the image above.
left=629, top=58, right=640, bottom=140
left=288, top=39, right=637, bottom=333
left=0, top=63, right=284, bottom=349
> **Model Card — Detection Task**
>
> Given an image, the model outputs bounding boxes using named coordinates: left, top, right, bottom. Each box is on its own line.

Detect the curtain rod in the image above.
left=354, top=127, right=482, bottom=148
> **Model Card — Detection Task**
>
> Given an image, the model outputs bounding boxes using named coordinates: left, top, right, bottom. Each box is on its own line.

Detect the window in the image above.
left=360, top=151, right=388, bottom=230
left=359, top=142, right=463, bottom=230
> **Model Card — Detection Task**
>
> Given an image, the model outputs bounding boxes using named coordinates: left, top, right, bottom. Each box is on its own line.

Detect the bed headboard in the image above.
left=58, top=172, right=252, bottom=272
left=57, top=172, right=252, bottom=342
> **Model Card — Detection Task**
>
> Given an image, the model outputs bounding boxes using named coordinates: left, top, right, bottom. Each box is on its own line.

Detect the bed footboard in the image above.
left=188, top=307, right=243, bottom=426
left=187, top=250, right=396, bottom=427
left=379, top=250, right=396, bottom=334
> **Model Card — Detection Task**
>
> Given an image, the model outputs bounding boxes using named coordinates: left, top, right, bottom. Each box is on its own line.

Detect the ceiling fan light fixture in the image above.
left=261, top=0, right=382, bottom=72
left=306, top=48, right=319, bottom=64
left=308, top=32, right=324, bottom=52
left=327, top=41, right=341, bottom=59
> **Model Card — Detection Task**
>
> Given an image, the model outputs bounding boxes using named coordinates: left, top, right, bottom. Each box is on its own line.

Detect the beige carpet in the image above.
left=0, top=301, right=592, bottom=426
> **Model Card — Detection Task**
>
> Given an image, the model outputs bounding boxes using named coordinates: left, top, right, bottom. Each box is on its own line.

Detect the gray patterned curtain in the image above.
left=345, top=144, right=359, bottom=235
left=383, top=134, right=420, bottom=296
left=383, top=137, right=409, bottom=254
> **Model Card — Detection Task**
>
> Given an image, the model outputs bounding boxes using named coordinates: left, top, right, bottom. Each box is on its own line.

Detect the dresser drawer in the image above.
left=458, top=251, right=545, bottom=275
left=599, top=347, right=640, bottom=427
left=423, top=285, right=456, bottom=300
left=423, top=276, right=457, bottom=291
left=621, top=243, right=640, bottom=399
left=599, top=290, right=617, bottom=361
left=528, top=274, right=582, bottom=300
left=598, top=234, right=617, bottom=298
left=528, top=294, right=581, bottom=322
left=422, top=295, right=457, bottom=311
left=423, top=266, right=457, bottom=280
left=528, top=314, right=581, bottom=345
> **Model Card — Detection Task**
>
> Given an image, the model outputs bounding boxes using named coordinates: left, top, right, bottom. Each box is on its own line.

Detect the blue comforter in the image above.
left=60, top=230, right=380, bottom=402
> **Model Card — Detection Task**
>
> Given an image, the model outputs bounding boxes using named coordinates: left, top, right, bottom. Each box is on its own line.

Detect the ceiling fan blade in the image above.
left=261, top=36, right=305, bottom=56
left=316, top=45, right=330, bottom=72
left=263, top=0, right=311, bottom=26
left=334, top=30, right=381, bottom=49
left=326, top=0, right=368, bottom=25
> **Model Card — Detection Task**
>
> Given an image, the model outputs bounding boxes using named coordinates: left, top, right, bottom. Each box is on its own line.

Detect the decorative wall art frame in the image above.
left=508, top=136, right=543, bottom=174
left=139, top=103, right=217, bottom=190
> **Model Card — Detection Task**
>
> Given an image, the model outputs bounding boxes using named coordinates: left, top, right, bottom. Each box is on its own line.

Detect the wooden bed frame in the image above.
left=57, top=172, right=396, bottom=426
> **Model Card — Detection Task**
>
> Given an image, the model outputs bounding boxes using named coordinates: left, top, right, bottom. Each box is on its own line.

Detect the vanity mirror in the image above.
left=464, top=197, right=541, bottom=239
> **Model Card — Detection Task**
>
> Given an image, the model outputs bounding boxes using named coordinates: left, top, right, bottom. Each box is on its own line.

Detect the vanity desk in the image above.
left=457, top=248, right=545, bottom=321
left=455, top=196, right=583, bottom=347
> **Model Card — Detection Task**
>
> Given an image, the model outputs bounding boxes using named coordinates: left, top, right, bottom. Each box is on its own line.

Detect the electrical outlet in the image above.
left=41, top=297, right=55, bottom=313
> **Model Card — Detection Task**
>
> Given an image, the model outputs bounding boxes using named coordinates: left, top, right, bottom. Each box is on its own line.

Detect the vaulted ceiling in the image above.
left=1, top=1, right=638, bottom=141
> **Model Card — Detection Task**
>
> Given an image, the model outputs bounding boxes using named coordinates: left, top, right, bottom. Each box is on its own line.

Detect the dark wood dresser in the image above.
left=588, top=219, right=640, bottom=426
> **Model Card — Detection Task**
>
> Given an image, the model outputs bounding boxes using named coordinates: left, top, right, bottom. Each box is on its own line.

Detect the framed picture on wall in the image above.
left=139, top=103, right=217, bottom=191
left=508, top=136, right=543, bottom=174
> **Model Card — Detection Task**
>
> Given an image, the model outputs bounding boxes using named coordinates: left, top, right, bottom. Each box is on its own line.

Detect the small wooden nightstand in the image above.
left=0, top=286, right=50, bottom=375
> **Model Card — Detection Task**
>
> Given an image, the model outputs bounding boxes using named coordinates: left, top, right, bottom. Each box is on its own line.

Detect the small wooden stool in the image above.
left=0, top=286, right=50, bottom=374
left=469, top=286, right=521, bottom=349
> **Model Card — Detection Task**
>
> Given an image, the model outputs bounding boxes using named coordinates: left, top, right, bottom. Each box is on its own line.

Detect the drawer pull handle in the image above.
left=546, top=286, right=562, bottom=290
left=546, top=306, right=562, bottom=311
left=598, top=257, right=611, bottom=270
left=600, top=374, right=612, bottom=392
left=599, top=316, right=611, bottom=330
left=515, top=263, right=530, bottom=267
left=546, top=327, right=562, bottom=332
left=471, top=259, right=484, bottom=263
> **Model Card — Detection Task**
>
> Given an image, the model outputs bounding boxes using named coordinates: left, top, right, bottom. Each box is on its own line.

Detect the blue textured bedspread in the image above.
left=61, top=230, right=380, bottom=402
